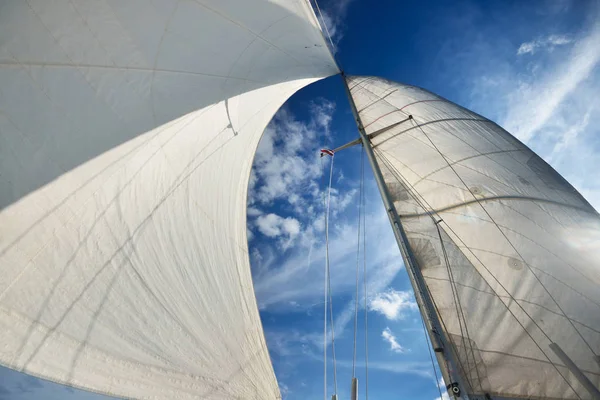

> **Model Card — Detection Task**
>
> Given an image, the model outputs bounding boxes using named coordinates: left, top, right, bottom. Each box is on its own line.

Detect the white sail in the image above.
left=347, top=76, right=600, bottom=399
left=0, top=1, right=338, bottom=398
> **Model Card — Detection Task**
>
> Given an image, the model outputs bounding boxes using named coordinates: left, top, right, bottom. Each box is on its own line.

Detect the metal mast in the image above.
left=341, top=73, right=471, bottom=399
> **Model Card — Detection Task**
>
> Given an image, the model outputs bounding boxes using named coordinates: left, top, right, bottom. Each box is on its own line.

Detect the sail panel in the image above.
left=348, top=76, right=600, bottom=399
left=0, top=1, right=338, bottom=399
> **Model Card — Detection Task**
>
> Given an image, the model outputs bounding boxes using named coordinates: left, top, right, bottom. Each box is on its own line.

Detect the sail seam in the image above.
left=411, top=115, right=599, bottom=357
left=396, top=104, right=583, bottom=208
left=373, top=117, right=491, bottom=148
left=401, top=195, right=596, bottom=218
left=356, top=88, right=399, bottom=113
left=376, top=148, right=583, bottom=398
left=409, top=116, right=588, bottom=397
left=421, top=275, right=600, bottom=335
left=410, top=149, right=525, bottom=187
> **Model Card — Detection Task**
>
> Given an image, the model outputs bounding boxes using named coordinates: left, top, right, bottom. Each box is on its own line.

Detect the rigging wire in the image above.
left=361, top=146, right=370, bottom=400
left=322, top=152, right=338, bottom=398
left=319, top=155, right=328, bottom=400
left=375, top=129, right=583, bottom=399
left=352, top=147, right=365, bottom=377
left=435, top=221, right=484, bottom=392
left=376, top=148, right=580, bottom=398
left=420, top=312, right=444, bottom=400
left=312, top=0, right=337, bottom=60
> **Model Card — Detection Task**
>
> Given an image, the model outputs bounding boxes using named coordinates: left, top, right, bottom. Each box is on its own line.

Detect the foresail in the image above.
left=0, top=1, right=338, bottom=399
left=347, top=76, right=600, bottom=399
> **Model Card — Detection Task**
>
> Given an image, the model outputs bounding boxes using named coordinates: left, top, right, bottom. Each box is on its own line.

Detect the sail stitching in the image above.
left=418, top=205, right=600, bottom=304
left=411, top=111, right=598, bottom=361
left=373, top=117, right=490, bottom=149
left=401, top=101, right=583, bottom=208
left=414, top=114, right=600, bottom=359
left=408, top=117, right=588, bottom=397
left=363, top=100, right=445, bottom=129
left=376, top=149, right=583, bottom=398
left=421, top=274, right=600, bottom=335
left=356, top=88, right=400, bottom=113
left=401, top=194, right=596, bottom=219
left=411, top=149, right=525, bottom=187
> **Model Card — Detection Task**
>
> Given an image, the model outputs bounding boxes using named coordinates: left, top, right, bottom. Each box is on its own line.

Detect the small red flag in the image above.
left=320, top=149, right=334, bottom=157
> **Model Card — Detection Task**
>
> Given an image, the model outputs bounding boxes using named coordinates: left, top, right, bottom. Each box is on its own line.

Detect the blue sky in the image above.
left=2, top=0, right=600, bottom=399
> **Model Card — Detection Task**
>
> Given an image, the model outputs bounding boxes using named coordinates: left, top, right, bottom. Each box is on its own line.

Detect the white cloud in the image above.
left=248, top=100, right=341, bottom=218
left=253, top=189, right=402, bottom=311
left=255, top=213, right=301, bottom=249
left=382, top=327, right=406, bottom=353
left=369, top=289, right=417, bottom=320
left=247, top=206, right=263, bottom=217
left=517, top=34, right=572, bottom=55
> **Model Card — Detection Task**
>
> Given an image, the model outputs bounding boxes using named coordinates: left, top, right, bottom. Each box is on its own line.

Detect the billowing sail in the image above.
left=0, top=1, right=338, bottom=398
left=347, top=76, right=600, bottom=399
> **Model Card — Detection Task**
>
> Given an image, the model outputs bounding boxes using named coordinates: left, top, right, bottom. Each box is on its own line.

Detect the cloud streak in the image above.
left=516, top=34, right=572, bottom=55
left=505, top=21, right=600, bottom=142
left=382, top=327, right=406, bottom=353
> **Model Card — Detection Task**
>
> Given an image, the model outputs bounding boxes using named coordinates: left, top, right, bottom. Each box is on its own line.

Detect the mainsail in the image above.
left=0, top=1, right=338, bottom=399
left=346, top=76, right=600, bottom=399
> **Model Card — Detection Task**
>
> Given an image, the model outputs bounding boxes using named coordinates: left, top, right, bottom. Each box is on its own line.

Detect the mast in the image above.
left=341, top=73, right=470, bottom=399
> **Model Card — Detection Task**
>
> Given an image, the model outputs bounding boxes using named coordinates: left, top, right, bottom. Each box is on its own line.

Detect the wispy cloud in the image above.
left=369, top=289, right=417, bottom=320
left=505, top=21, right=600, bottom=142
left=442, top=3, right=600, bottom=209
left=255, top=213, right=301, bottom=249
left=516, top=34, right=572, bottom=55
left=381, top=327, right=406, bottom=353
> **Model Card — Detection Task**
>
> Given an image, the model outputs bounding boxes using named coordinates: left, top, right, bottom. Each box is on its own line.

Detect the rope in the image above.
left=312, top=0, right=336, bottom=55
left=323, top=153, right=338, bottom=398
left=321, top=155, right=328, bottom=400
left=352, top=148, right=365, bottom=377
left=361, top=146, right=370, bottom=400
